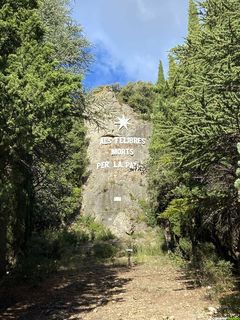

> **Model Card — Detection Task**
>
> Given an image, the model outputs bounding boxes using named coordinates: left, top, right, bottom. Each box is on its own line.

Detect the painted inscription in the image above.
left=100, top=137, right=146, bottom=145
left=97, top=115, right=147, bottom=171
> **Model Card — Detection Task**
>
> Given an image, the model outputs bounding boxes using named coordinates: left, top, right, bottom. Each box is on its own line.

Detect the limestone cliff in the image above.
left=81, top=87, right=151, bottom=237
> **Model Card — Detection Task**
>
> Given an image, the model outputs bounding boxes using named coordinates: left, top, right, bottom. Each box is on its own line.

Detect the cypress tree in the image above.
left=39, top=0, right=91, bottom=73
left=168, top=55, right=177, bottom=85
left=188, top=0, right=199, bottom=38
left=156, top=60, right=165, bottom=89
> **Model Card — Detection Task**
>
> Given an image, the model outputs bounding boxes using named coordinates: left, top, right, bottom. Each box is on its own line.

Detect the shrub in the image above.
left=138, top=199, right=156, bottom=227
left=57, top=229, right=89, bottom=247
left=93, top=242, right=118, bottom=259
left=72, top=216, right=115, bottom=241
left=13, top=234, right=60, bottom=284
left=117, top=81, right=156, bottom=118
left=10, top=217, right=117, bottom=283
left=186, top=243, right=234, bottom=296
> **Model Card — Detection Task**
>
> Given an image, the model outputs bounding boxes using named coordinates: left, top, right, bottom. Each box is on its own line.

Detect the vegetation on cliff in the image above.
left=117, top=81, right=157, bottom=119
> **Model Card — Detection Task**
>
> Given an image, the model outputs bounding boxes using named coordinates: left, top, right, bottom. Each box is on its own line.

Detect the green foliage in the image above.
left=156, top=60, right=165, bottom=89
left=71, top=216, right=115, bottom=242
left=57, top=229, right=89, bottom=246
left=33, top=119, right=88, bottom=230
left=185, top=243, right=234, bottom=296
left=168, top=54, right=178, bottom=90
left=132, top=230, right=165, bottom=264
left=134, top=242, right=162, bottom=258
left=0, top=0, right=90, bottom=276
left=14, top=234, right=60, bottom=283
left=178, top=238, right=192, bottom=257
left=202, top=259, right=233, bottom=287
left=161, top=199, right=193, bottom=238
left=93, top=243, right=118, bottom=259
left=39, top=0, right=91, bottom=73
left=188, top=0, right=200, bottom=37
left=117, top=81, right=156, bottom=119
left=10, top=217, right=117, bottom=283
left=138, top=199, right=156, bottom=227
left=149, top=0, right=240, bottom=270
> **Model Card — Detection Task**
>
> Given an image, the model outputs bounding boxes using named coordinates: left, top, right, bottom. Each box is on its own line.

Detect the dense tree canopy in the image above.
left=149, top=0, right=240, bottom=264
left=0, top=0, right=89, bottom=276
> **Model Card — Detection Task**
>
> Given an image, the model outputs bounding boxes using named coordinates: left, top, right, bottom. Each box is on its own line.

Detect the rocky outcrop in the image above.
left=81, top=87, right=151, bottom=237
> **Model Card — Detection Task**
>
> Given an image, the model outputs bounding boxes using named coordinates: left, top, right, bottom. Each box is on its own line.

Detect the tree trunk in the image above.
left=0, top=156, right=10, bottom=278
left=12, top=154, right=34, bottom=258
left=0, top=206, right=8, bottom=277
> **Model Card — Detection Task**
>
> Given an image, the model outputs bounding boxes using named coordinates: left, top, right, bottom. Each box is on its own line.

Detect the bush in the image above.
left=93, top=242, right=118, bottom=259
left=179, top=237, right=192, bottom=258
left=117, top=81, right=156, bottom=118
left=185, top=243, right=234, bottom=296
left=134, top=243, right=161, bottom=257
left=57, top=229, right=89, bottom=247
left=10, top=217, right=117, bottom=284
left=72, top=216, right=115, bottom=241
left=202, top=260, right=233, bottom=287
left=138, top=199, right=156, bottom=227
left=14, top=234, right=60, bottom=284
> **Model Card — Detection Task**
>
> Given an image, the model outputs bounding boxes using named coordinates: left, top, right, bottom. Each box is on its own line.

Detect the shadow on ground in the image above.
left=174, top=273, right=199, bottom=290
left=0, top=259, right=132, bottom=320
left=217, top=277, right=240, bottom=317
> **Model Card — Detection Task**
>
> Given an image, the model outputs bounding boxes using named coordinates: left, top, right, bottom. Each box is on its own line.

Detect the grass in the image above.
left=129, top=228, right=171, bottom=265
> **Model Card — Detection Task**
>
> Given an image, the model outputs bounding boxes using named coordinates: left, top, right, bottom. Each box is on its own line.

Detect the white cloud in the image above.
left=71, top=0, right=188, bottom=83
left=135, top=0, right=157, bottom=20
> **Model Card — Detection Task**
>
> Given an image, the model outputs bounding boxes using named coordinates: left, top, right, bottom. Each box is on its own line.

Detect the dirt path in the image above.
left=0, top=257, right=216, bottom=320
left=82, top=259, right=214, bottom=320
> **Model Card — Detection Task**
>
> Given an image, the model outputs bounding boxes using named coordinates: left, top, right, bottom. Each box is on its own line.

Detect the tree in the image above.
left=167, top=54, right=178, bottom=89
left=172, top=0, right=240, bottom=260
left=156, top=60, right=165, bottom=89
left=31, top=0, right=90, bottom=232
left=149, top=0, right=240, bottom=263
left=188, top=0, right=199, bottom=38
left=0, top=0, right=87, bottom=276
left=39, top=0, right=91, bottom=73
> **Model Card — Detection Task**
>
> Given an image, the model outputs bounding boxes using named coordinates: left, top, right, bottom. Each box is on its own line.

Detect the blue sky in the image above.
left=71, top=0, right=188, bottom=89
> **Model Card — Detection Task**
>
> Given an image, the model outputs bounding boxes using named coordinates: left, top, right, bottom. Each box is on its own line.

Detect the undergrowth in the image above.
left=131, top=229, right=168, bottom=264
left=5, top=216, right=119, bottom=285
left=183, top=243, right=235, bottom=298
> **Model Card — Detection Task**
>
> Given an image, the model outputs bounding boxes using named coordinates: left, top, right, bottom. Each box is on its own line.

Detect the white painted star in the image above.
left=115, top=115, right=131, bottom=131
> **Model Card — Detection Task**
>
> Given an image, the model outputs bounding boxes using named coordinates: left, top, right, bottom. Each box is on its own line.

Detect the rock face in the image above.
left=81, top=87, right=151, bottom=237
